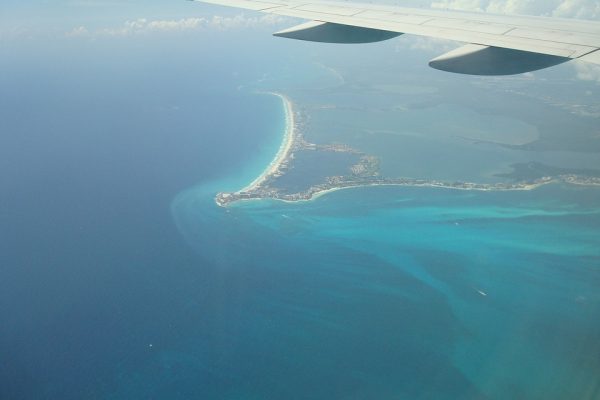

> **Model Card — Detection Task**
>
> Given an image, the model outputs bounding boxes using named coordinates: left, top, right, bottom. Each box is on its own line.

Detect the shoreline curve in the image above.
left=236, top=92, right=295, bottom=194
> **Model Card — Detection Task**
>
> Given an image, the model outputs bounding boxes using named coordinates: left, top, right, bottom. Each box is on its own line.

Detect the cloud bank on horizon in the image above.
left=66, top=14, right=289, bottom=37
left=427, top=0, right=600, bottom=19
left=7, top=0, right=597, bottom=41
left=69, top=0, right=600, bottom=37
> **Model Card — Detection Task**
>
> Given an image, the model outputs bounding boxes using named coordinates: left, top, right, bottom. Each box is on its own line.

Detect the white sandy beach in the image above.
left=236, top=92, right=295, bottom=194
left=278, top=179, right=555, bottom=204
left=218, top=92, right=579, bottom=206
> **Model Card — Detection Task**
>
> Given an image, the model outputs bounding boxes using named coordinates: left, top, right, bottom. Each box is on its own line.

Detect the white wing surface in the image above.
left=192, top=0, right=600, bottom=75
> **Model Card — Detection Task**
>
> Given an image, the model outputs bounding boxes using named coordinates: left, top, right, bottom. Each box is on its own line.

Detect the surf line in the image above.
left=235, top=92, right=295, bottom=194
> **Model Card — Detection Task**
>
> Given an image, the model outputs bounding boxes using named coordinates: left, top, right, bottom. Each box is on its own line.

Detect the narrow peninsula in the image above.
left=216, top=93, right=600, bottom=207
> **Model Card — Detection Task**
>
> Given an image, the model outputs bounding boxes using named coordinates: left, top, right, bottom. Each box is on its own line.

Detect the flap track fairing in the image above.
left=274, top=21, right=402, bottom=44
left=429, top=44, right=570, bottom=75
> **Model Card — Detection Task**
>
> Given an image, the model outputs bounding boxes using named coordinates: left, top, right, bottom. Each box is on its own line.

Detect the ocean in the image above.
left=172, top=180, right=600, bottom=400
left=2, top=36, right=600, bottom=400
left=0, top=38, right=287, bottom=399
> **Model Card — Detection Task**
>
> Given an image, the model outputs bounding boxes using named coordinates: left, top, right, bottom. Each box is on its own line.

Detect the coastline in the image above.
left=235, top=92, right=295, bottom=194
left=299, top=180, right=549, bottom=202
left=218, top=174, right=600, bottom=207
left=214, top=92, right=600, bottom=207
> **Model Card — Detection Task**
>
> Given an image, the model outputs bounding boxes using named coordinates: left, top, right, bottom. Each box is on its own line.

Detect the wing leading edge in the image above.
left=193, top=0, right=600, bottom=75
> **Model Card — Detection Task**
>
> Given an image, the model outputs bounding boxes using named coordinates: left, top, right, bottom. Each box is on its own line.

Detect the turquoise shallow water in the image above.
left=172, top=180, right=600, bottom=400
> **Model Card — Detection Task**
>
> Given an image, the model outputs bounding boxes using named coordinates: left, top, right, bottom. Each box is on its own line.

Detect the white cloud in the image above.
left=395, top=36, right=455, bottom=53
left=65, top=26, right=90, bottom=38
left=208, top=14, right=289, bottom=30
left=98, top=17, right=201, bottom=36
left=0, top=26, right=31, bottom=42
left=430, top=0, right=486, bottom=12
left=429, top=0, right=600, bottom=19
left=573, top=61, right=600, bottom=83
left=87, top=14, right=290, bottom=37
left=552, top=0, right=600, bottom=19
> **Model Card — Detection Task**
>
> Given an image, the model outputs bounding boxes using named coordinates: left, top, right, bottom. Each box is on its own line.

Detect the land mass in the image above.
left=216, top=93, right=600, bottom=207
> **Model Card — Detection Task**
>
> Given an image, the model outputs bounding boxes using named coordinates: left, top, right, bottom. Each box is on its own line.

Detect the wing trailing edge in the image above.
left=193, top=0, right=600, bottom=75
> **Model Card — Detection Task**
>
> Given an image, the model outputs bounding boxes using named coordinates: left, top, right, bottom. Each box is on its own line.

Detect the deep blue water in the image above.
left=0, top=37, right=286, bottom=399
left=2, top=37, right=600, bottom=400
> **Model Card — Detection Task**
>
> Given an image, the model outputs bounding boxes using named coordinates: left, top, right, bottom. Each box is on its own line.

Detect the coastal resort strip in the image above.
left=215, top=93, right=600, bottom=207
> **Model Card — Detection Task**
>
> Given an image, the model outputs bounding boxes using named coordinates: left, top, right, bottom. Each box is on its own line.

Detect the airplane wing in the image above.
left=192, top=0, right=600, bottom=75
